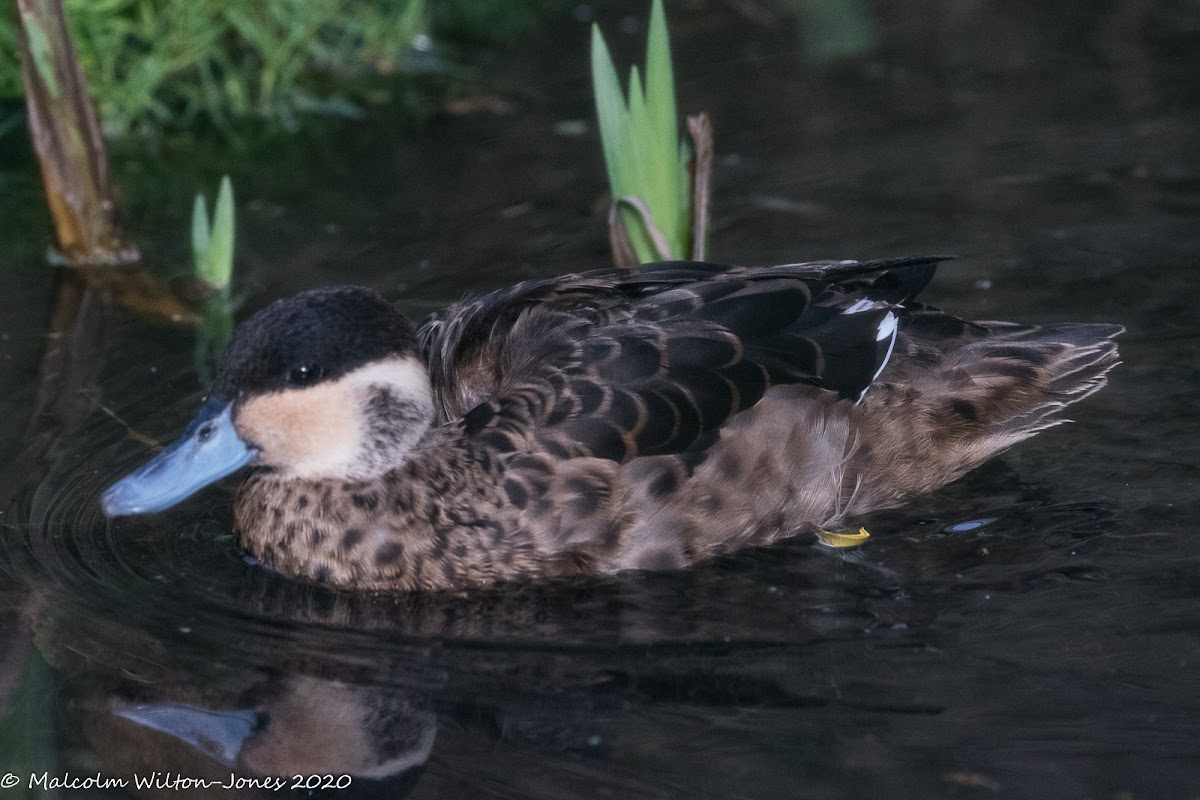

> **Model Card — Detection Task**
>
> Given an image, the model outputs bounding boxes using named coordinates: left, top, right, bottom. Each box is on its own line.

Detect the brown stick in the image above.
left=686, top=113, right=713, bottom=261
left=16, top=0, right=139, bottom=267
left=614, top=195, right=675, bottom=261
left=606, top=202, right=642, bottom=269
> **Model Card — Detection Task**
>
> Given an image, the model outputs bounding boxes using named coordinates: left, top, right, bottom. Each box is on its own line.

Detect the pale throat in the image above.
left=234, top=356, right=435, bottom=481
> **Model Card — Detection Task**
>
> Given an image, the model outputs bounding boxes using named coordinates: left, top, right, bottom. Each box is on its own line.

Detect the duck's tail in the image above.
left=845, top=320, right=1122, bottom=513
left=964, top=321, right=1122, bottom=438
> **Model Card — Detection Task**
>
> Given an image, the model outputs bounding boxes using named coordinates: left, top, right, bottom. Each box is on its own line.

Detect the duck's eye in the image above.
left=287, top=363, right=323, bottom=386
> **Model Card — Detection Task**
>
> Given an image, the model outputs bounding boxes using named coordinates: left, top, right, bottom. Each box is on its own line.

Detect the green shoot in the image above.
left=190, top=193, right=210, bottom=278
left=195, top=289, right=235, bottom=385
left=591, top=0, right=693, bottom=264
left=192, top=175, right=235, bottom=290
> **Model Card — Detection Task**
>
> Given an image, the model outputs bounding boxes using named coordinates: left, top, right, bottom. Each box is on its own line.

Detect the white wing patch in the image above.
left=844, top=297, right=883, bottom=314
left=857, top=310, right=899, bottom=404
left=875, top=311, right=898, bottom=343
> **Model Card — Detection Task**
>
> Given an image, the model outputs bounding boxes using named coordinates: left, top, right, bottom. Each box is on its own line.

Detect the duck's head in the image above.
left=102, top=286, right=434, bottom=516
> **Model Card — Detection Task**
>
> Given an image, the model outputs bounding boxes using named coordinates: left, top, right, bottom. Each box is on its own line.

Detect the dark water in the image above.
left=2, top=2, right=1200, bottom=798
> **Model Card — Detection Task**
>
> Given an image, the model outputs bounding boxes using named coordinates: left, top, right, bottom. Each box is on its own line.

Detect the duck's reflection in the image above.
left=60, top=628, right=441, bottom=797
left=9, top=457, right=1119, bottom=799
left=27, top=577, right=644, bottom=799
left=110, top=675, right=436, bottom=784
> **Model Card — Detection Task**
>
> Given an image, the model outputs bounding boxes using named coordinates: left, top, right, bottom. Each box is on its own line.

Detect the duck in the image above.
left=101, top=257, right=1121, bottom=592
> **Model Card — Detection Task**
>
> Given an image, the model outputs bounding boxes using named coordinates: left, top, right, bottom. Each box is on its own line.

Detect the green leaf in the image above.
left=191, top=191, right=210, bottom=279
left=624, top=65, right=662, bottom=260
left=645, top=0, right=682, bottom=250
left=591, top=1, right=692, bottom=264
left=591, top=23, right=630, bottom=198
left=206, top=175, right=235, bottom=289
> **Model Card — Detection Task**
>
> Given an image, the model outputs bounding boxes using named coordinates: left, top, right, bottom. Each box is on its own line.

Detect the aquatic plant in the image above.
left=190, top=177, right=237, bottom=382
left=591, top=0, right=712, bottom=266
left=591, top=0, right=688, bottom=264
left=192, top=175, right=235, bottom=290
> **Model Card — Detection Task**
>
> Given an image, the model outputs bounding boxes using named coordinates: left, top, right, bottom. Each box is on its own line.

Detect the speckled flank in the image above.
left=236, top=427, right=547, bottom=591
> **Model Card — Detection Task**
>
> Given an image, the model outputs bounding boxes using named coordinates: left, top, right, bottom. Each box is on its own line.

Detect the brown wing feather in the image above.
left=422, top=258, right=949, bottom=466
left=416, top=257, right=947, bottom=421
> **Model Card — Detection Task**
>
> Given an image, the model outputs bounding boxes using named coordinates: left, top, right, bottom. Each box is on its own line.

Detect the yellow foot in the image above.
left=815, top=527, right=871, bottom=548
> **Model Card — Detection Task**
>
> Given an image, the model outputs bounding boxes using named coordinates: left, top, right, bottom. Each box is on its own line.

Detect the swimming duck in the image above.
left=101, top=258, right=1121, bottom=591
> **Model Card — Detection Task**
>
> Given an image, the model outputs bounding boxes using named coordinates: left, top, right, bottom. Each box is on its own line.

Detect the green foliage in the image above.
left=0, top=0, right=432, bottom=135
left=591, top=0, right=691, bottom=263
left=0, top=5, right=17, bottom=100
left=192, top=175, right=235, bottom=289
left=0, top=0, right=586, bottom=137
